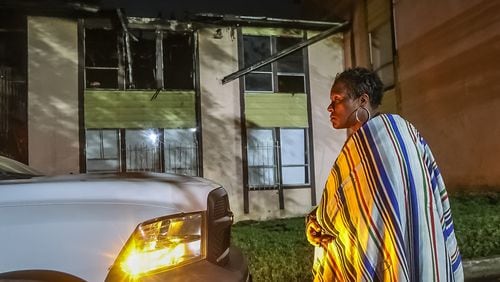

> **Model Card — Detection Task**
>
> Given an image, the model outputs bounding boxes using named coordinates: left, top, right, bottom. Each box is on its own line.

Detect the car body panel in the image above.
left=0, top=172, right=231, bottom=281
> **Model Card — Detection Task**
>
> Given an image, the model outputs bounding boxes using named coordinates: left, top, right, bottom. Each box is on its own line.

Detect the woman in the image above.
left=306, top=68, right=463, bottom=281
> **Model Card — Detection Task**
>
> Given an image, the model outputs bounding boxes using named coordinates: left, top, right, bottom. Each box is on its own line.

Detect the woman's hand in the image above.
left=306, top=212, right=333, bottom=248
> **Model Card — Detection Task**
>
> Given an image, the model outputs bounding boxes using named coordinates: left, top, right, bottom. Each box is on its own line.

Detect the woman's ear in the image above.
left=360, top=93, right=370, bottom=106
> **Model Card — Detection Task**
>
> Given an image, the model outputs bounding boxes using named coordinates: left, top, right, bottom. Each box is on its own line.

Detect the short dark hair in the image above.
left=334, top=67, right=384, bottom=108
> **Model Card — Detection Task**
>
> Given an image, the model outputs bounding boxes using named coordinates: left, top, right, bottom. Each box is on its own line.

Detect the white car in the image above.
left=0, top=156, right=250, bottom=282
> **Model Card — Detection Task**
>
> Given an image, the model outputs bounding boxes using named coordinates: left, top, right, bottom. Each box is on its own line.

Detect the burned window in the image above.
left=242, top=35, right=306, bottom=93
left=85, top=28, right=119, bottom=89
left=84, top=23, right=194, bottom=91
left=130, top=30, right=156, bottom=89
left=164, top=33, right=194, bottom=90
left=0, top=12, right=28, bottom=162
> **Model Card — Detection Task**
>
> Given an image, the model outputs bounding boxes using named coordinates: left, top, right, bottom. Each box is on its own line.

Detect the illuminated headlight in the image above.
left=115, top=212, right=204, bottom=278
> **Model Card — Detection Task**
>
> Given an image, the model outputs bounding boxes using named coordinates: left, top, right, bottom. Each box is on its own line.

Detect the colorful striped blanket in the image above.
left=311, top=114, right=463, bottom=281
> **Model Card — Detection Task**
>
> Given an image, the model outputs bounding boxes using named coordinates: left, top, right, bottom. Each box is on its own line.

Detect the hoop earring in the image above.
left=355, top=106, right=371, bottom=124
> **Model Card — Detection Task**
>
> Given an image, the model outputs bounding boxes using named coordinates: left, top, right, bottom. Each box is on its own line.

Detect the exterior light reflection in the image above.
left=147, top=132, right=158, bottom=144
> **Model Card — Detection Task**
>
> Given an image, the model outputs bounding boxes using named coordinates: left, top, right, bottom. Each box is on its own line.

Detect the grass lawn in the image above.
left=232, top=192, right=500, bottom=282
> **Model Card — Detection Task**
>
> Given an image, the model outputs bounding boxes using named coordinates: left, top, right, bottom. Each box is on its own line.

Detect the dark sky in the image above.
left=99, top=0, right=310, bottom=20
left=1, top=0, right=342, bottom=22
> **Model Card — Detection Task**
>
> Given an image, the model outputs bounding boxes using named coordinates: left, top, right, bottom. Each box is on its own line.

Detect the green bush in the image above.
left=451, top=192, right=500, bottom=258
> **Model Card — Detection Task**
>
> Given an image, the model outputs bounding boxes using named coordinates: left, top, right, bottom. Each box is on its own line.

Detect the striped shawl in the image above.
left=311, top=114, right=463, bottom=282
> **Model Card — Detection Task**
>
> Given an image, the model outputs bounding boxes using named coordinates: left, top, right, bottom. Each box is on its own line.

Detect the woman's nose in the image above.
left=327, top=103, right=334, bottom=112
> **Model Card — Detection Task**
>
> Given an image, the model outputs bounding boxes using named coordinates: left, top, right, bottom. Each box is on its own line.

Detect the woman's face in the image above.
left=327, top=82, right=360, bottom=130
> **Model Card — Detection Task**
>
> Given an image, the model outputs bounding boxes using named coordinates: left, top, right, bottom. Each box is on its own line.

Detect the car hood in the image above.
left=0, top=172, right=222, bottom=281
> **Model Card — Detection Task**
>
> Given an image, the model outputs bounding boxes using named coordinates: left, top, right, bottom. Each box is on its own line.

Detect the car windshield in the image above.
left=0, top=155, right=42, bottom=180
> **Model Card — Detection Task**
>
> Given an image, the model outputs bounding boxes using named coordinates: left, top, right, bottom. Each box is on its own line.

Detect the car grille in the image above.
left=206, top=187, right=233, bottom=266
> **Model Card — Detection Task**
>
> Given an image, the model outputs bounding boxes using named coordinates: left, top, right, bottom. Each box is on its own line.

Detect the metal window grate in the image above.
left=126, top=143, right=161, bottom=172
left=247, top=141, right=279, bottom=190
left=164, top=143, right=199, bottom=177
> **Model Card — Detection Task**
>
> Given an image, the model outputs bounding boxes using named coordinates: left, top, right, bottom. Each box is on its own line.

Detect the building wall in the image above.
left=24, top=18, right=347, bottom=219
left=197, top=27, right=248, bottom=219
left=198, top=27, right=346, bottom=220
left=394, top=0, right=500, bottom=189
left=307, top=31, right=346, bottom=203
left=27, top=16, right=80, bottom=174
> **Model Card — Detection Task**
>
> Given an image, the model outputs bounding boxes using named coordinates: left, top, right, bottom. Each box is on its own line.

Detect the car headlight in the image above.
left=114, top=212, right=204, bottom=279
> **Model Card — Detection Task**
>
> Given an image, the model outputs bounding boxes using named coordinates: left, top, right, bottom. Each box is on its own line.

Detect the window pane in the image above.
left=87, top=159, right=120, bottom=172
left=282, top=167, right=307, bottom=185
left=86, top=129, right=120, bottom=172
left=248, top=167, right=276, bottom=188
left=164, top=129, right=198, bottom=176
left=247, top=129, right=277, bottom=188
left=277, top=75, right=305, bottom=93
left=86, top=69, right=118, bottom=89
left=164, top=32, right=194, bottom=90
left=85, top=29, right=118, bottom=67
left=280, top=129, right=305, bottom=165
left=243, top=35, right=271, bottom=71
left=86, top=130, right=102, bottom=159
left=370, top=21, right=394, bottom=87
left=102, top=130, right=119, bottom=158
left=86, top=129, right=119, bottom=159
left=247, top=129, right=274, bottom=165
left=131, top=30, right=156, bottom=89
left=280, top=129, right=308, bottom=185
left=245, top=73, right=273, bottom=92
left=126, top=129, right=160, bottom=172
left=276, top=37, right=304, bottom=73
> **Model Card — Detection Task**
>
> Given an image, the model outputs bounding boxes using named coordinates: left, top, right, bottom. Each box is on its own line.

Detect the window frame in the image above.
left=85, top=127, right=200, bottom=176
left=246, top=127, right=310, bottom=190
left=85, top=129, right=121, bottom=173
left=242, top=34, right=307, bottom=94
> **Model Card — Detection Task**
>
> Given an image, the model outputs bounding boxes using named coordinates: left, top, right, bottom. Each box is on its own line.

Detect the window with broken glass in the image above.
left=243, top=35, right=306, bottom=93
left=84, top=26, right=194, bottom=90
